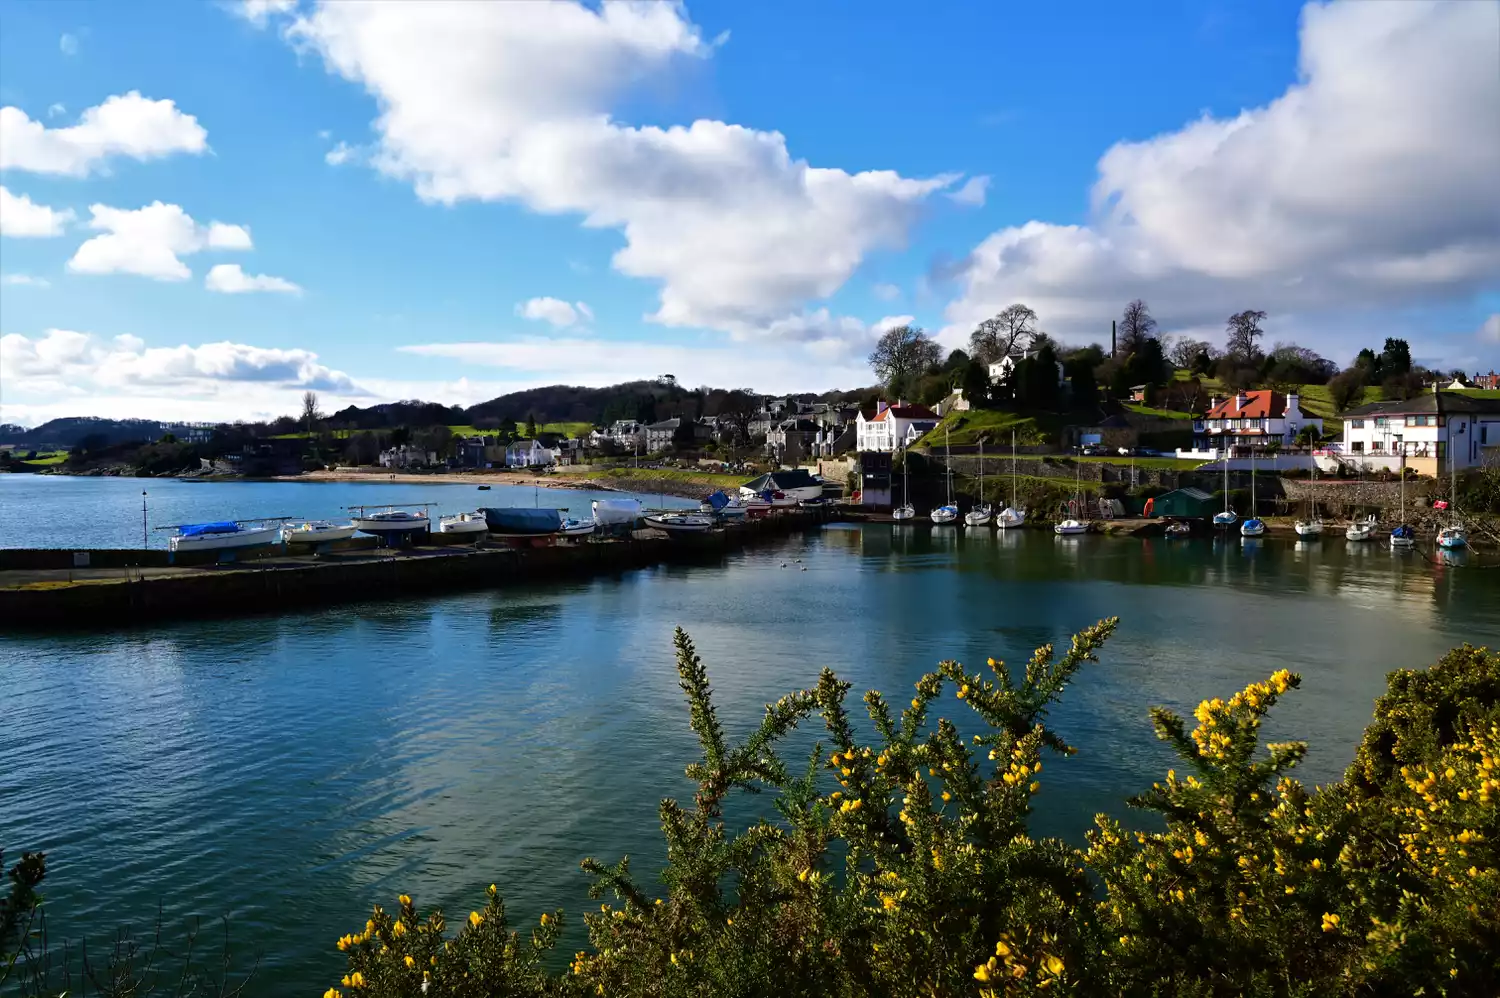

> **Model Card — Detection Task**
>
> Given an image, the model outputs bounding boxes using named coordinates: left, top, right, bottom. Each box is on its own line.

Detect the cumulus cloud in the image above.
left=0, top=91, right=208, bottom=176
left=0, top=186, right=75, bottom=237
left=324, top=140, right=360, bottom=166
left=59, top=33, right=79, bottom=56
left=233, top=0, right=298, bottom=27
left=1481, top=314, right=1500, bottom=344
left=1, top=274, right=50, bottom=288
left=67, top=202, right=252, bottom=280
left=516, top=296, right=590, bottom=327
left=205, top=263, right=302, bottom=294
left=46, top=103, right=65, bottom=118
left=941, top=0, right=1500, bottom=366
left=947, top=175, right=990, bottom=207
left=872, top=282, right=901, bottom=301
left=1, top=329, right=363, bottom=402
left=282, top=1, right=959, bottom=346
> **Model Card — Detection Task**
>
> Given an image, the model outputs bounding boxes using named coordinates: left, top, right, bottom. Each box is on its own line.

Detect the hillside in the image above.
left=0, top=417, right=190, bottom=450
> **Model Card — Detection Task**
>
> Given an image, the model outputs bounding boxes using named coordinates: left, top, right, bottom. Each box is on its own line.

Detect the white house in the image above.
left=1193, top=390, right=1323, bottom=453
left=1341, top=389, right=1500, bottom=476
left=378, top=444, right=436, bottom=468
left=855, top=402, right=940, bottom=453
left=505, top=439, right=556, bottom=468
left=988, top=351, right=1066, bottom=387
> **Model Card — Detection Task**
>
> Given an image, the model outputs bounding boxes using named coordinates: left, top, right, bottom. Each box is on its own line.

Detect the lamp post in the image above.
left=142, top=491, right=149, bottom=549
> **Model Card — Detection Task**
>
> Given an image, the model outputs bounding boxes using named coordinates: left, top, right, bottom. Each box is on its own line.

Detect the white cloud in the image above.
left=233, top=0, right=298, bottom=27
left=46, top=103, right=66, bottom=118
left=1481, top=314, right=1500, bottom=344
left=67, top=202, right=252, bottom=281
left=59, top=33, right=78, bottom=56
left=516, top=296, right=589, bottom=327
left=947, top=175, right=990, bottom=207
left=205, top=263, right=302, bottom=294
left=1, top=273, right=50, bottom=288
left=940, top=0, right=1500, bottom=369
left=1, top=329, right=365, bottom=424
left=324, top=140, right=360, bottom=166
left=872, top=282, right=901, bottom=301
left=284, top=1, right=960, bottom=348
left=0, top=186, right=75, bottom=237
left=0, top=91, right=208, bottom=177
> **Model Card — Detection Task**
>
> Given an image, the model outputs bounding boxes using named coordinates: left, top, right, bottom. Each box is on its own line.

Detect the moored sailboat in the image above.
left=1240, top=449, right=1265, bottom=537
left=996, top=430, right=1026, bottom=529
left=964, top=439, right=994, bottom=527
left=930, top=426, right=959, bottom=525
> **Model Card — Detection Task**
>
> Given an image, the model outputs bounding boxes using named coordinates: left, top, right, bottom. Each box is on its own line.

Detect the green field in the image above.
left=912, top=410, right=1045, bottom=450
left=17, top=450, right=67, bottom=467
left=1122, top=402, right=1193, bottom=420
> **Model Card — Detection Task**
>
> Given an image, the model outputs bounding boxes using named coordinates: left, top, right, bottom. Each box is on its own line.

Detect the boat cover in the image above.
left=704, top=490, right=731, bottom=511
left=592, top=498, right=642, bottom=525
left=1391, top=525, right=1415, bottom=539
left=179, top=521, right=239, bottom=536
left=480, top=507, right=563, bottom=533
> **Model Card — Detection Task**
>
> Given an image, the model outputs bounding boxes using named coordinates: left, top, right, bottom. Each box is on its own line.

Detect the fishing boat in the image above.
left=893, top=446, right=916, bottom=521
left=352, top=507, right=431, bottom=536
left=996, top=430, right=1026, bottom=529
left=1165, top=521, right=1192, bottom=538
left=166, top=520, right=285, bottom=553
left=1345, top=514, right=1378, bottom=542
left=1240, top=450, right=1265, bottom=537
left=1213, top=446, right=1238, bottom=529
left=437, top=511, right=489, bottom=535
left=644, top=512, right=715, bottom=534
left=701, top=490, right=747, bottom=518
left=930, top=426, right=960, bottom=525
left=965, top=440, right=994, bottom=527
left=284, top=519, right=357, bottom=544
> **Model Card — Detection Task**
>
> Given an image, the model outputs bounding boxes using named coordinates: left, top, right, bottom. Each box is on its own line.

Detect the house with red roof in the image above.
left=855, top=401, right=940, bottom=453
left=1193, top=390, right=1323, bottom=453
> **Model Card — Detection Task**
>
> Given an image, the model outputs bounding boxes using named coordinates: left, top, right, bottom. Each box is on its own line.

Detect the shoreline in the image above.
left=277, top=468, right=619, bottom=491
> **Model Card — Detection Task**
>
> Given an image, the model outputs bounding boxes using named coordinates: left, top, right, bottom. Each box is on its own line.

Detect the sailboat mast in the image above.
left=1011, top=429, right=1017, bottom=508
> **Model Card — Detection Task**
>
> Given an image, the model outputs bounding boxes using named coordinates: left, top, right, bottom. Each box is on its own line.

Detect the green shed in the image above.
left=1150, top=487, right=1216, bottom=519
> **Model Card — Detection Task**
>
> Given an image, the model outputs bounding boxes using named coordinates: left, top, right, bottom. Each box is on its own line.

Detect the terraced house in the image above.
left=1193, top=390, right=1323, bottom=453
left=1340, top=389, right=1500, bottom=476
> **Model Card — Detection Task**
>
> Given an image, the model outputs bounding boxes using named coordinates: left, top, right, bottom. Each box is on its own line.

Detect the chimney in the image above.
left=1111, top=320, right=1117, bottom=358
left=1235, top=391, right=1248, bottom=411
left=1286, top=391, right=1299, bottom=413
left=876, top=400, right=888, bottom=416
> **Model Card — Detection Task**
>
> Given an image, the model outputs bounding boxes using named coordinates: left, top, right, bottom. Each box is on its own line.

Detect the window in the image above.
left=1351, top=419, right=1364, bottom=429
left=1351, top=442, right=1364, bottom=453
left=1483, top=426, right=1490, bottom=445
left=1374, top=417, right=1389, bottom=427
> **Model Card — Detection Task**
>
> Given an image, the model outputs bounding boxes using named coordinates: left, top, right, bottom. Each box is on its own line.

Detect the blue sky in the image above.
left=1, top=0, right=1496, bottom=425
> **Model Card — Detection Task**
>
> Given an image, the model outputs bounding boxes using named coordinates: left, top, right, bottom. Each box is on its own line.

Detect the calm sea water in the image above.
left=3, top=479, right=1498, bottom=993
left=0, top=474, right=694, bottom=549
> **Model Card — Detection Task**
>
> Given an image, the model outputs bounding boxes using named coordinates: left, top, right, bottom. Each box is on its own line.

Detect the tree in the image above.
left=1118, top=299, right=1157, bottom=356
left=868, top=324, right=942, bottom=398
left=1267, top=343, right=1337, bottom=386
left=1380, top=338, right=1412, bottom=377
left=718, top=390, right=759, bottom=446
left=968, top=304, right=1039, bottom=365
left=1012, top=344, right=1061, bottom=411
left=1225, top=310, right=1267, bottom=363
left=301, top=391, right=321, bottom=433
left=960, top=360, right=990, bottom=409
left=658, top=374, right=678, bottom=389
left=1064, top=355, right=1099, bottom=411
left=1167, top=337, right=1212, bottom=371
left=1327, top=368, right=1367, bottom=412
left=943, top=348, right=970, bottom=373
left=525, top=413, right=538, bottom=438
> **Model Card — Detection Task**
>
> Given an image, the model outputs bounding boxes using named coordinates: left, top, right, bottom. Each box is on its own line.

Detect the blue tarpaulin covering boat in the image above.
left=178, top=522, right=240, bottom=537
left=480, top=507, right=563, bottom=534
left=704, top=490, right=731, bottom=511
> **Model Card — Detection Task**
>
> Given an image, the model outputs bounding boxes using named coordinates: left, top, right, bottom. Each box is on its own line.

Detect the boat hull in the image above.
left=285, top=523, right=357, bottom=544
left=438, top=516, right=488, bottom=535
left=1436, top=530, right=1468, bottom=550
left=354, top=517, right=430, bottom=535
left=1294, top=522, right=1323, bottom=537
left=892, top=506, right=916, bottom=521
left=964, top=508, right=994, bottom=527
left=1240, top=520, right=1266, bottom=538
left=1054, top=520, right=1088, bottom=536
left=929, top=506, right=959, bottom=525
left=169, top=525, right=284, bottom=553
left=644, top=514, right=714, bottom=534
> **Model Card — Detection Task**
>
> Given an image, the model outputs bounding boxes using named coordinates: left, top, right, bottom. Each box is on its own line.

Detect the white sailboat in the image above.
left=1054, top=455, right=1089, bottom=535
left=964, top=439, right=994, bottom=527
left=1436, top=445, right=1468, bottom=550
left=893, top=446, right=916, bottom=521
left=930, top=426, right=959, bottom=525
left=166, top=519, right=286, bottom=553
left=996, top=430, right=1026, bottom=529
left=1294, top=454, right=1323, bottom=537
left=352, top=506, right=431, bottom=536
left=1212, top=444, right=1238, bottom=529
left=1240, top=449, right=1265, bottom=537
left=1345, top=514, right=1377, bottom=542
left=284, top=519, right=357, bottom=544
left=437, top=511, right=489, bottom=535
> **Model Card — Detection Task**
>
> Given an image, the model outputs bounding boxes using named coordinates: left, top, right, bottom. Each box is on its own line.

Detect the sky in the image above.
left=0, top=0, right=1497, bottom=426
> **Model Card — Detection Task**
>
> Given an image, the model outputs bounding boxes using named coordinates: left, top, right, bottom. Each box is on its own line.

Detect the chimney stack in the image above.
left=1111, top=320, right=1117, bottom=358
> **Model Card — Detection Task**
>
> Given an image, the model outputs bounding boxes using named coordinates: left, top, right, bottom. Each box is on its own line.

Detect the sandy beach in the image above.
left=283, top=468, right=614, bottom=490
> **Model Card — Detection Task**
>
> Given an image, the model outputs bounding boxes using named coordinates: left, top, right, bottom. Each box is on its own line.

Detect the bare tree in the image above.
left=1225, top=310, right=1268, bottom=362
left=967, top=304, right=1039, bottom=365
left=1167, top=336, right=1212, bottom=371
left=868, top=324, right=942, bottom=396
left=300, top=391, right=321, bottom=433
left=1117, top=299, right=1157, bottom=355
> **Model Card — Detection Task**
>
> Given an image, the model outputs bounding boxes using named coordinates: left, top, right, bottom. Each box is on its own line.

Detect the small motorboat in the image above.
left=284, top=520, right=357, bottom=544
left=438, top=511, right=489, bottom=535
left=701, top=491, right=747, bottom=518
left=167, top=521, right=284, bottom=553
left=892, top=504, right=916, bottom=521
left=1165, top=521, right=1192, bottom=538
left=644, top=513, right=715, bottom=534
left=354, top=509, right=430, bottom=535
left=1240, top=518, right=1266, bottom=538
left=559, top=517, right=596, bottom=538
left=964, top=504, right=994, bottom=527
left=1345, top=515, right=1377, bottom=542
left=1213, top=510, right=1239, bottom=529
left=996, top=506, right=1026, bottom=529
left=1294, top=518, right=1323, bottom=538
left=1436, top=524, right=1468, bottom=550
left=929, top=504, right=959, bottom=526
left=477, top=485, right=492, bottom=491
left=1054, top=519, right=1089, bottom=536
left=1389, top=524, right=1416, bottom=549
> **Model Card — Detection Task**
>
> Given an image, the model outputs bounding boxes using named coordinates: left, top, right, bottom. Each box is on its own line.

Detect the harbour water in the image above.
left=3, top=479, right=1498, bottom=992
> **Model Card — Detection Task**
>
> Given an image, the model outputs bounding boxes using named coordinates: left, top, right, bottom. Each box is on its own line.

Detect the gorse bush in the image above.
left=6, top=626, right=1496, bottom=996
left=317, top=626, right=1496, bottom=998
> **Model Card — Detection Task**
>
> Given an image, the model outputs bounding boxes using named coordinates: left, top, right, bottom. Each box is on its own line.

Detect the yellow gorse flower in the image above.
left=469, top=911, right=484, bottom=927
